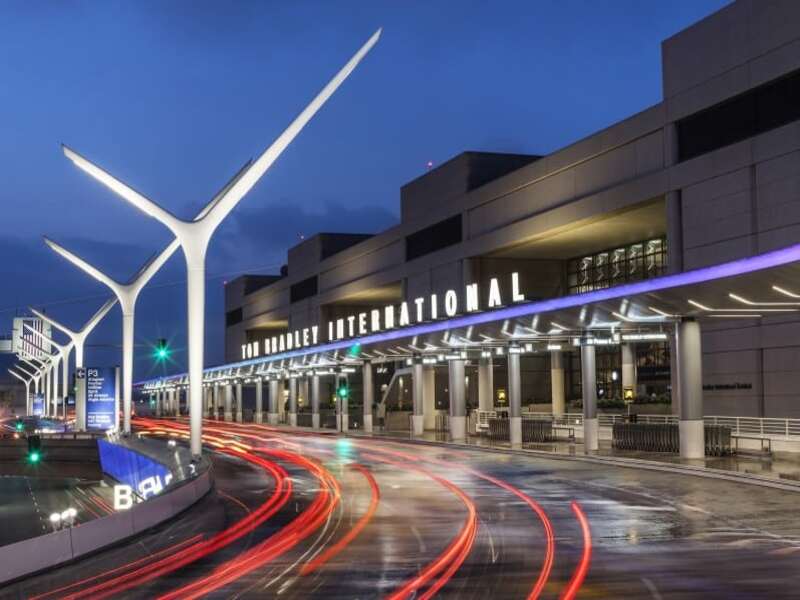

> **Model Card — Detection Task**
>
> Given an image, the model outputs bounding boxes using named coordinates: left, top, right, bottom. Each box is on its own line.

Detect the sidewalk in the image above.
left=348, top=427, right=800, bottom=488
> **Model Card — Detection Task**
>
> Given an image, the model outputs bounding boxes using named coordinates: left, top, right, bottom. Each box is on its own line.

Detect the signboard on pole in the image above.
left=32, top=393, right=44, bottom=417
left=86, top=367, right=117, bottom=430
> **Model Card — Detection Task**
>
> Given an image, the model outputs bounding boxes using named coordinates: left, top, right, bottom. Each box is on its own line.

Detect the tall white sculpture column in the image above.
left=268, top=380, right=280, bottom=425
left=254, top=379, right=264, bottom=424
left=8, top=369, right=32, bottom=415
left=550, top=350, right=566, bottom=417
left=62, top=31, right=381, bottom=457
left=678, top=319, right=704, bottom=459
left=235, top=381, right=243, bottom=422
left=362, top=362, right=373, bottom=433
left=288, top=376, right=298, bottom=427
left=311, top=374, right=321, bottom=429
left=508, top=346, right=522, bottom=448
left=478, top=355, right=493, bottom=412
left=31, top=299, right=117, bottom=430
left=411, top=359, right=424, bottom=436
left=581, top=343, right=599, bottom=452
left=448, top=357, right=467, bottom=442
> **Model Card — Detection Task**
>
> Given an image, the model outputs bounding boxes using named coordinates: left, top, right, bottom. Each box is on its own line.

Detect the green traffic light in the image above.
left=15, top=422, right=24, bottom=432
left=28, top=451, right=40, bottom=464
left=337, top=386, right=349, bottom=399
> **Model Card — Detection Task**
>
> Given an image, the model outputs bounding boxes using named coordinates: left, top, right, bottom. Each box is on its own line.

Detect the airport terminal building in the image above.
left=145, top=0, right=800, bottom=458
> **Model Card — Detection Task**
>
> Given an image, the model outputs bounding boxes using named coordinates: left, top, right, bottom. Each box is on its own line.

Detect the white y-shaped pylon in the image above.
left=62, top=30, right=381, bottom=457
left=24, top=324, right=74, bottom=421
left=19, top=350, right=53, bottom=416
left=43, top=159, right=253, bottom=435
left=29, top=298, right=117, bottom=429
left=8, top=368, right=33, bottom=415
left=22, top=336, right=61, bottom=418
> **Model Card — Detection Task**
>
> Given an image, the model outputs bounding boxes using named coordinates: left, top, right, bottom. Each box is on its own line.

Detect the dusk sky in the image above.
left=0, top=0, right=729, bottom=380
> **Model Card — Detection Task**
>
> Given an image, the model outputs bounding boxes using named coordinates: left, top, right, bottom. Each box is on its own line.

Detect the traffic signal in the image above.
left=337, top=384, right=349, bottom=400
left=27, top=435, right=41, bottom=464
left=15, top=420, right=24, bottom=433
left=154, top=338, right=170, bottom=362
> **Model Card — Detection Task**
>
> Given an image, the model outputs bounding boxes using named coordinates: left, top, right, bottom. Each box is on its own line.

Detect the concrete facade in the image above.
left=224, top=1, right=800, bottom=418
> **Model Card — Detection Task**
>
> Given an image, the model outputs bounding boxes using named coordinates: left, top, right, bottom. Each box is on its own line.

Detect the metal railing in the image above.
left=703, top=416, right=800, bottom=440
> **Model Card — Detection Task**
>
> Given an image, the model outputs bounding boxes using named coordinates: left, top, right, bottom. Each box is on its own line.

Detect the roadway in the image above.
left=5, top=419, right=800, bottom=598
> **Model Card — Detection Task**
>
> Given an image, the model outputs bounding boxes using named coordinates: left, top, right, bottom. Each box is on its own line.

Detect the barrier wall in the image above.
left=0, top=443, right=212, bottom=584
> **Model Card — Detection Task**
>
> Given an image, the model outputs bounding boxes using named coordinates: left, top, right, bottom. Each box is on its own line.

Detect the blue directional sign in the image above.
left=32, top=393, right=43, bottom=416
left=86, top=367, right=117, bottom=430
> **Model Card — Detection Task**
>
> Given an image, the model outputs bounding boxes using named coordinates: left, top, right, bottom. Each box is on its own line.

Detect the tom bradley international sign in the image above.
left=241, top=272, right=527, bottom=360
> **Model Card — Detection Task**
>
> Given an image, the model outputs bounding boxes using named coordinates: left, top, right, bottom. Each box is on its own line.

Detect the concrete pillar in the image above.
left=339, top=375, right=349, bottom=433
left=203, top=386, right=211, bottom=418
left=508, top=348, right=522, bottom=448
left=235, top=382, right=243, bottom=422
left=224, top=384, right=233, bottom=422
left=448, top=358, right=466, bottom=442
left=288, top=377, right=298, bottom=427
left=254, top=379, right=263, bottom=423
left=422, top=365, right=436, bottom=430
left=670, top=331, right=681, bottom=418
left=362, top=363, right=373, bottom=432
left=268, top=380, right=280, bottom=425
left=155, top=389, right=162, bottom=417
left=621, top=344, right=636, bottom=400
left=311, top=374, right=321, bottom=429
left=212, top=383, right=219, bottom=419
left=581, top=344, right=598, bottom=452
left=550, top=351, right=565, bottom=417
left=478, top=356, right=494, bottom=411
left=411, top=361, right=424, bottom=436
left=678, top=319, right=704, bottom=459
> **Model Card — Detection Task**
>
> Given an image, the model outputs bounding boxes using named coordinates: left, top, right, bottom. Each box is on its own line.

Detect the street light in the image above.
left=42, top=159, right=252, bottom=435
left=29, top=298, right=117, bottom=430
left=24, top=324, right=73, bottom=420
left=62, top=30, right=381, bottom=457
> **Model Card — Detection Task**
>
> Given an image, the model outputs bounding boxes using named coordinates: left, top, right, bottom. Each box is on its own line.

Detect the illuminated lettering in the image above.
left=512, top=272, right=525, bottom=302
left=399, top=302, right=410, bottom=327
left=445, top=290, right=458, bottom=316
left=414, top=297, right=425, bottom=322
left=370, top=309, right=381, bottom=331
left=465, top=283, right=479, bottom=312
left=488, top=277, right=502, bottom=308
left=114, top=484, right=134, bottom=510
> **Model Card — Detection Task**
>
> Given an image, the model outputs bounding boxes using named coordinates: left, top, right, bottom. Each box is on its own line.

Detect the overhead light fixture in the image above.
left=773, top=285, right=800, bottom=299
left=689, top=299, right=795, bottom=312
left=728, top=292, right=800, bottom=306
left=546, top=344, right=562, bottom=351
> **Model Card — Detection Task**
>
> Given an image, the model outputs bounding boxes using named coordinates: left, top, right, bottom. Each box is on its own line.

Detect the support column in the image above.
left=581, top=344, right=598, bottom=452
left=268, top=380, right=280, bottom=425
left=288, top=377, right=298, bottom=427
left=508, top=347, right=522, bottom=448
left=224, top=384, right=233, bottom=422
left=254, top=379, right=263, bottom=423
left=550, top=350, right=565, bottom=417
left=340, top=375, right=349, bottom=433
left=299, top=377, right=309, bottom=416
left=621, top=344, right=636, bottom=400
left=411, top=360, right=424, bottom=436
left=235, top=381, right=243, bottom=422
left=670, top=330, right=681, bottom=418
left=203, top=386, right=211, bottom=418
left=678, top=319, right=704, bottom=459
left=478, top=355, right=493, bottom=411
left=422, top=365, right=436, bottom=430
left=156, top=389, right=162, bottom=417
left=212, top=383, right=220, bottom=419
left=448, top=358, right=466, bottom=442
left=311, top=374, right=321, bottom=429
left=362, top=363, right=373, bottom=433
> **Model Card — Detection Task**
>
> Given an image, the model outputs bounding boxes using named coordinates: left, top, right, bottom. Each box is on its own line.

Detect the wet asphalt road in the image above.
left=5, top=421, right=800, bottom=599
